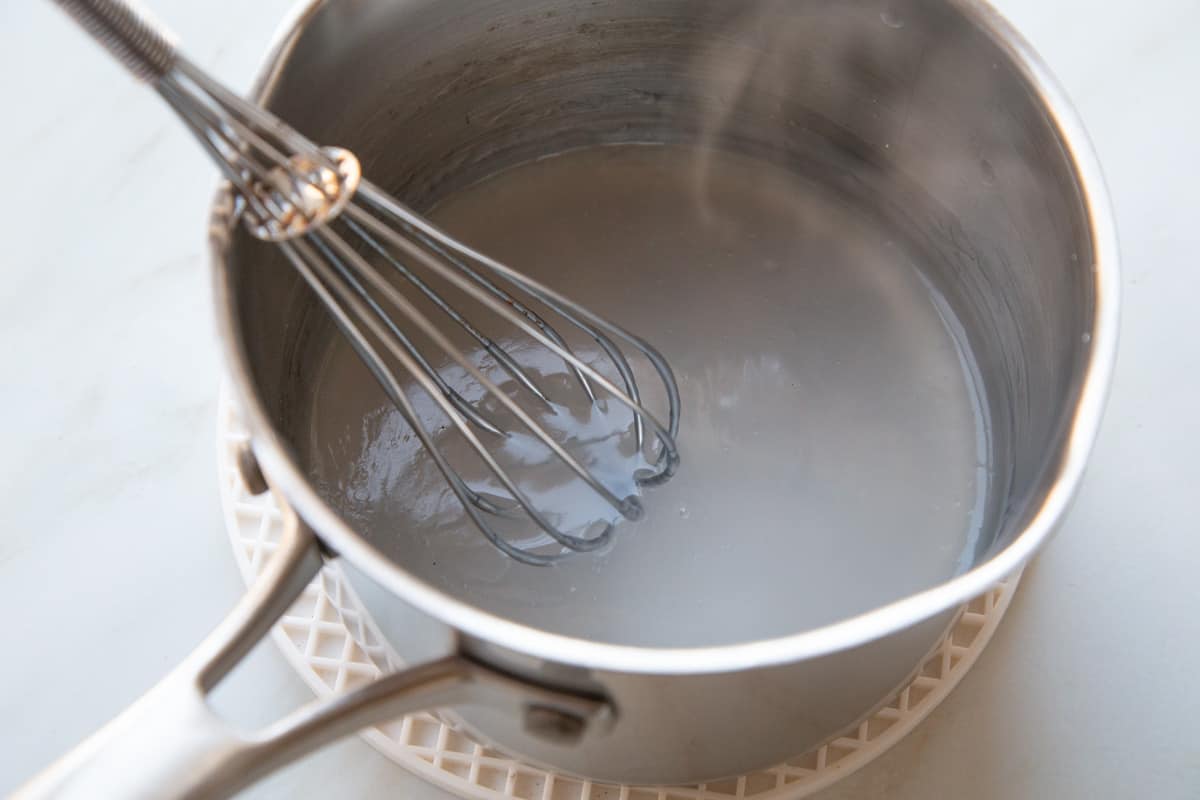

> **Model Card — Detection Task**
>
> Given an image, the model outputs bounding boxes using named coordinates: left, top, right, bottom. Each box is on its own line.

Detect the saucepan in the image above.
left=21, top=0, right=1117, bottom=796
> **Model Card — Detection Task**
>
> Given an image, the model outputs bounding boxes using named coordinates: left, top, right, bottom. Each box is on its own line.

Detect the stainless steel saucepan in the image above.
left=21, top=0, right=1117, bottom=796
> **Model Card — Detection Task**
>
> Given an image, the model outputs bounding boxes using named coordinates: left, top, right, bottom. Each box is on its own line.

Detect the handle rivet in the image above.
left=523, top=705, right=588, bottom=744
left=236, top=443, right=269, bottom=496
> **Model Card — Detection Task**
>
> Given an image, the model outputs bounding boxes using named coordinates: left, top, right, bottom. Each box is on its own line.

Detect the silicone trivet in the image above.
left=217, top=385, right=1020, bottom=799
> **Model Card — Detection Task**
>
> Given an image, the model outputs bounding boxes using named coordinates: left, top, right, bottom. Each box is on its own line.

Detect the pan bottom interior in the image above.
left=303, top=142, right=996, bottom=648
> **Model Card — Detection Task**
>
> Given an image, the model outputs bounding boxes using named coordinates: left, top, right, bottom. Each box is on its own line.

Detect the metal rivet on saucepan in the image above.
left=236, top=443, right=270, bottom=496
left=523, top=704, right=588, bottom=744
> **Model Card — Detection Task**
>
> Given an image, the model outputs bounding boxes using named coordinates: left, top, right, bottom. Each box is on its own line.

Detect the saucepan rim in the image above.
left=211, top=0, right=1119, bottom=676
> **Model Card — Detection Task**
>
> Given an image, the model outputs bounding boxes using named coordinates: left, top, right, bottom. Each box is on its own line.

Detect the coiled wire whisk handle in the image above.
left=52, top=0, right=178, bottom=82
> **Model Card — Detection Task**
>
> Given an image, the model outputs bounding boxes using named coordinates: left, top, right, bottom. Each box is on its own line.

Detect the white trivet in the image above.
left=217, top=387, right=1020, bottom=799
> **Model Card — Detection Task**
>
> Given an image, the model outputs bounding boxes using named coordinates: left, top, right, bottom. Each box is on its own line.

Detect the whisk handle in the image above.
left=50, top=0, right=177, bottom=82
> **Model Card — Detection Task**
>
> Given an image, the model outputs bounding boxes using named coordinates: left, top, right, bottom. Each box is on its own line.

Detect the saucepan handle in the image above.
left=16, top=455, right=611, bottom=799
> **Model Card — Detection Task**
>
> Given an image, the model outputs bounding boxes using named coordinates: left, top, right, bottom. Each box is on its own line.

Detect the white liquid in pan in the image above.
left=306, top=144, right=993, bottom=648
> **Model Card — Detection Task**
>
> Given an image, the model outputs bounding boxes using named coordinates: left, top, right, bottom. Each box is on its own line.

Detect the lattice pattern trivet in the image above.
left=217, top=386, right=1020, bottom=799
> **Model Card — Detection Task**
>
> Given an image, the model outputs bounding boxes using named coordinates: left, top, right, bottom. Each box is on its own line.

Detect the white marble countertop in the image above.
left=1, top=1, right=1196, bottom=797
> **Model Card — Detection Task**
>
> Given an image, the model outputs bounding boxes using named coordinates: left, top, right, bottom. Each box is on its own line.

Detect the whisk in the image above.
left=52, top=0, right=681, bottom=565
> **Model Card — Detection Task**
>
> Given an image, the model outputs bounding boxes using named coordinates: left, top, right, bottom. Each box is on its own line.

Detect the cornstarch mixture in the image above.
left=306, top=144, right=993, bottom=647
